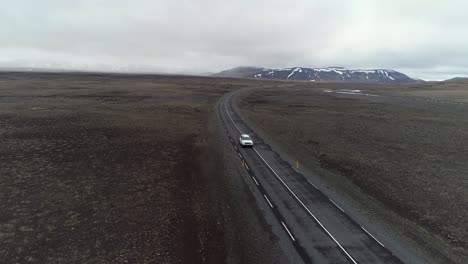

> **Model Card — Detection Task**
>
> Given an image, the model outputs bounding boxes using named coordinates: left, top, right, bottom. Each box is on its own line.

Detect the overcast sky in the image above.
left=1, top=0, right=467, bottom=80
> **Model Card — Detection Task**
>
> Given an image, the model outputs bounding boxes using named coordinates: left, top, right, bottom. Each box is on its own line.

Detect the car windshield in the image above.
left=242, top=135, right=251, bottom=140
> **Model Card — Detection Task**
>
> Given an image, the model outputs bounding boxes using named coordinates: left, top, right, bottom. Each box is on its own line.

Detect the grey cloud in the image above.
left=0, top=0, right=467, bottom=80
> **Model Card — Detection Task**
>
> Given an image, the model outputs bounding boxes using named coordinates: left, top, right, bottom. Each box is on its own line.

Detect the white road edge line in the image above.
left=292, top=167, right=299, bottom=173
left=238, top=153, right=242, bottom=159
left=263, top=195, right=274, bottom=208
left=281, top=221, right=296, bottom=242
left=329, top=199, right=345, bottom=213
left=252, top=176, right=259, bottom=186
left=361, top=227, right=385, bottom=247
left=224, top=95, right=357, bottom=263
left=279, top=155, right=286, bottom=161
left=253, top=148, right=358, bottom=264
left=307, top=180, right=318, bottom=189
left=224, top=96, right=242, bottom=134
left=245, top=164, right=250, bottom=171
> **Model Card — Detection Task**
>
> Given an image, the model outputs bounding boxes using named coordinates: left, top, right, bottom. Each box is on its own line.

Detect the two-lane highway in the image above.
left=218, top=91, right=404, bottom=264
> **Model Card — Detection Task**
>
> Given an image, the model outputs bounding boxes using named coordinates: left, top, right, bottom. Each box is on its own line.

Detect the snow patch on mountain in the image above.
left=214, top=66, right=420, bottom=84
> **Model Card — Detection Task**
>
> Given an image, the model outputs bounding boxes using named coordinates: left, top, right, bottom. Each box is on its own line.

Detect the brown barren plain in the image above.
left=239, top=81, right=468, bottom=262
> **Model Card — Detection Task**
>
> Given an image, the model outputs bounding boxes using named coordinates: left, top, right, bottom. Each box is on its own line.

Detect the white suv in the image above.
left=239, top=134, right=253, bottom=147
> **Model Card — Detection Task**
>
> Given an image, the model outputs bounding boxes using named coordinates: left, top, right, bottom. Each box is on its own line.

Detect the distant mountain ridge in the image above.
left=213, top=66, right=420, bottom=84
left=212, top=66, right=265, bottom=78
left=445, top=77, right=468, bottom=81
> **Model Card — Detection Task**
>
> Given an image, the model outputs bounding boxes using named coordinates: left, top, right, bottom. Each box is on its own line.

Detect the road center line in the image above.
left=281, top=221, right=296, bottom=242
left=263, top=195, right=274, bottom=208
left=252, top=147, right=357, bottom=264
left=252, top=176, right=259, bottom=186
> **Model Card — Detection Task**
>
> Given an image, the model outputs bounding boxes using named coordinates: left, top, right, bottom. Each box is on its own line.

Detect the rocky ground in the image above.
left=0, top=72, right=285, bottom=263
left=2, top=72, right=466, bottom=263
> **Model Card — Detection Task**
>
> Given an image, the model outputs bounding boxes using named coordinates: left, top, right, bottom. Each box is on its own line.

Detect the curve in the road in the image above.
left=218, top=90, right=404, bottom=264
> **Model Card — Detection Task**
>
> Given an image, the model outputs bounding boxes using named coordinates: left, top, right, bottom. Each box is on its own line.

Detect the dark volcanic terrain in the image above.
left=0, top=72, right=286, bottom=263
left=1, top=72, right=467, bottom=263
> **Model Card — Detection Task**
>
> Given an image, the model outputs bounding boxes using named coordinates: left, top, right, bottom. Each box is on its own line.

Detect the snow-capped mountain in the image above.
left=214, top=66, right=419, bottom=84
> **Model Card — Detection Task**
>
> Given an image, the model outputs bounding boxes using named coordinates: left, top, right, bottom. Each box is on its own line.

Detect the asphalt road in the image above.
left=218, top=91, right=405, bottom=264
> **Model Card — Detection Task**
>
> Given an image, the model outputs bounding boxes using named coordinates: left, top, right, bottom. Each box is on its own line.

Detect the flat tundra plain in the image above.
left=0, top=72, right=467, bottom=263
